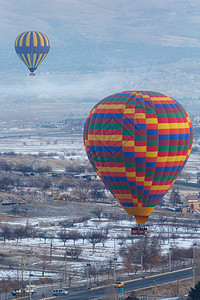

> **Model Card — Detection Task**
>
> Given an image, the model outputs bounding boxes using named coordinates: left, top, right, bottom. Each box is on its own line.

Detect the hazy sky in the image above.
left=0, top=0, right=200, bottom=100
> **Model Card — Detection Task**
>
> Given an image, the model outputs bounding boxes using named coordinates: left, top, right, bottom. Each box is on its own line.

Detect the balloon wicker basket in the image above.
left=30, top=73, right=35, bottom=76
left=131, top=225, right=148, bottom=235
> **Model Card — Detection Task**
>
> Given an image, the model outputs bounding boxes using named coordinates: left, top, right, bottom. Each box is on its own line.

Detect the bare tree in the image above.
left=87, top=231, right=107, bottom=254
left=10, top=205, right=19, bottom=216
left=68, top=230, right=81, bottom=245
left=80, top=232, right=88, bottom=244
left=13, top=226, right=26, bottom=243
left=0, top=177, right=15, bottom=191
left=119, top=236, right=160, bottom=274
left=90, top=190, right=105, bottom=201
left=37, top=231, right=52, bottom=243
left=169, top=189, right=182, bottom=205
left=91, top=207, right=104, bottom=221
left=1, top=226, right=12, bottom=243
left=57, top=230, right=69, bottom=246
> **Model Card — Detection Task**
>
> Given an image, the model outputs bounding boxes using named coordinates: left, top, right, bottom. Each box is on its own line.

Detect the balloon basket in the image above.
left=131, top=225, right=148, bottom=235
left=30, top=73, right=35, bottom=76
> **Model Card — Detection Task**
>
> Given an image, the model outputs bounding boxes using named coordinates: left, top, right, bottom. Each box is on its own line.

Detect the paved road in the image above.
left=8, top=267, right=193, bottom=300
left=58, top=267, right=193, bottom=300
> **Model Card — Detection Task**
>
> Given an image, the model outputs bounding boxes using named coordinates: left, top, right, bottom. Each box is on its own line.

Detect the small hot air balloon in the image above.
left=15, top=31, right=50, bottom=75
left=83, top=91, right=193, bottom=228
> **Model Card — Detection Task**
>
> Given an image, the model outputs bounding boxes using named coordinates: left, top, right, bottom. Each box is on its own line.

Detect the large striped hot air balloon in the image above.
left=83, top=91, right=193, bottom=225
left=15, top=31, right=50, bottom=75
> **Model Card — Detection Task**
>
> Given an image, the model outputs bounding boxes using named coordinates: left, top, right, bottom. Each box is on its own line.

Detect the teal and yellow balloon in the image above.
left=15, top=31, right=50, bottom=75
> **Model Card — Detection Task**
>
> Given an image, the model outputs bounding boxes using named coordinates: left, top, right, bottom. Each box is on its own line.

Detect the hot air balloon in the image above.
left=83, top=91, right=193, bottom=229
left=15, top=31, right=50, bottom=75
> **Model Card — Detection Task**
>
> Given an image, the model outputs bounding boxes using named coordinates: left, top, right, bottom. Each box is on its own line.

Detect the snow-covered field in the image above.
left=1, top=213, right=199, bottom=282
left=0, top=134, right=86, bottom=161
left=0, top=127, right=199, bottom=175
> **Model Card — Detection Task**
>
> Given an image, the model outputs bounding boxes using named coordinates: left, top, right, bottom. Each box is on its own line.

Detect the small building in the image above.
left=186, top=194, right=200, bottom=213
left=181, top=205, right=190, bottom=213
left=186, top=194, right=198, bottom=201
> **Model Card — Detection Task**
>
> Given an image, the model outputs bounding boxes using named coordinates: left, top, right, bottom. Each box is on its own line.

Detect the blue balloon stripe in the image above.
left=154, top=103, right=180, bottom=109
left=159, top=134, right=190, bottom=140
left=121, top=202, right=135, bottom=207
left=123, top=119, right=134, bottom=124
left=155, top=166, right=182, bottom=172
left=147, top=129, right=159, bottom=135
left=92, top=113, right=124, bottom=119
left=148, top=194, right=165, bottom=199
left=102, top=176, right=128, bottom=182
left=123, top=152, right=135, bottom=158
left=135, top=124, right=146, bottom=130
left=89, top=146, right=123, bottom=152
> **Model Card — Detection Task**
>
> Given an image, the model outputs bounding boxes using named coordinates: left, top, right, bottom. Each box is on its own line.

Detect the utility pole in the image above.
left=141, top=252, right=144, bottom=277
left=65, top=248, right=67, bottom=282
left=21, top=258, right=24, bottom=286
left=193, top=242, right=197, bottom=287
left=177, top=277, right=180, bottom=296
left=50, top=241, right=53, bottom=263
left=18, top=256, right=26, bottom=296
left=86, top=263, right=91, bottom=289
left=159, top=232, right=161, bottom=257
left=154, top=280, right=157, bottom=300
left=29, top=272, right=33, bottom=300
left=113, top=258, right=117, bottom=282
left=169, top=248, right=173, bottom=271
left=168, top=225, right=170, bottom=243
left=114, top=238, right=116, bottom=257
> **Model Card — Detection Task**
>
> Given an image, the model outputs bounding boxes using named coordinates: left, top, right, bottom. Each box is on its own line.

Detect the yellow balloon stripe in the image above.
left=33, top=53, right=37, bottom=68
left=33, top=31, right=38, bottom=47
left=151, top=185, right=171, bottom=191
left=36, top=53, right=47, bottom=67
left=19, top=32, right=27, bottom=47
left=21, top=53, right=29, bottom=67
left=27, top=54, right=31, bottom=67
left=35, top=53, right=43, bottom=68
left=17, top=53, right=26, bottom=64
left=42, top=33, right=49, bottom=46
left=15, top=34, right=21, bottom=47
left=98, top=104, right=126, bottom=110
left=134, top=146, right=147, bottom=152
left=157, top=155, right=186, bottom=162
left=124, top=108, right=135, bottom=114
left=88, top=134, right=122, bottom=141
left=158, top=123, right=189, bottom=129
left=37, top=32, right=44, bottom=46
left=115, top=194, right=132, bottom=199
left=26, top=32, right=31, bottom=47
left=150, top=96, right=172, bottom=102
left=134, top=113, right=146, bottom=119
left=122, top=140, right=134, bottom=147
left=97, top=167, right=126, bottom=173
left=126, top=172, right=136, bottom=177
left=146, top=118, right=158, bottom=124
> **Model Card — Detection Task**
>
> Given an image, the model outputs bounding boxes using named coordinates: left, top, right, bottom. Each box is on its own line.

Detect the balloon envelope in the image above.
left=15, top=31, right=50, bottom=74
left=83, top=91, right=193, bottom=224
